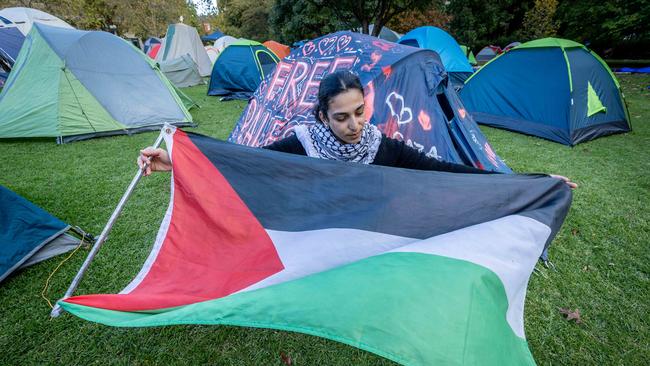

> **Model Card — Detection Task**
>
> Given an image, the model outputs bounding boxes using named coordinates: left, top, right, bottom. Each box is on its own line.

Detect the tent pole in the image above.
left=50, top=127, right=168, bottom=318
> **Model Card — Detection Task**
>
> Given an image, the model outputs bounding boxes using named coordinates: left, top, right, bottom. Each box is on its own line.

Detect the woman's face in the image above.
left=320, top=89, right=366, bottom=144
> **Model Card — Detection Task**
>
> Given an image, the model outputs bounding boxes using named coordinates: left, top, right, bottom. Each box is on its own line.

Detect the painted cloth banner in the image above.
left=61, top=128, right=571, bottom=365
left=228, top=31, right=511, bottom=173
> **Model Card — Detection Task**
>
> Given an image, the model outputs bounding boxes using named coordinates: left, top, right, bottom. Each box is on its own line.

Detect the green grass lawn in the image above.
left=0, top=75, right=648, bottom=365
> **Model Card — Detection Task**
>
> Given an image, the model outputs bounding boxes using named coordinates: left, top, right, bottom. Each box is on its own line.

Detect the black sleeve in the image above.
left=375, top=137, right=495, bottom=174
left=262, top=135, right=307, bottom=156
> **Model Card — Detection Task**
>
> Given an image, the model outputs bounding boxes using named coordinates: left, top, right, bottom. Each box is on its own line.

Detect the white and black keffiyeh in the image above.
left=294, top=123, right=382, bottom=164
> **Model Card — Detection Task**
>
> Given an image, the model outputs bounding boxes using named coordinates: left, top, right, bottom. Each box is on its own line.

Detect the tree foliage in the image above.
left=388, top=1, right=451, bottom=34
left=446, top=0, right=533, bottom=50
left=269, top=0, right=343, bottom=44
left=521, top=0, right=559, bottom=40
left=556, top=0, right=649, bottom=58
left=313, top=0, right=431, bottom=37
left=0, top=0, right=201, bottom=37
left=214, top=0, right=274, bottom=41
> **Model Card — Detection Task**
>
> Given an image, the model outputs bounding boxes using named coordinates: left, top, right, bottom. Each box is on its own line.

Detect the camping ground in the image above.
left=0, top=74, right=648, bottom=365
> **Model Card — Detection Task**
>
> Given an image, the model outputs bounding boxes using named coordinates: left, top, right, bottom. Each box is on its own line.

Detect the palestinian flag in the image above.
left=60, top=127, right=571, bottom=365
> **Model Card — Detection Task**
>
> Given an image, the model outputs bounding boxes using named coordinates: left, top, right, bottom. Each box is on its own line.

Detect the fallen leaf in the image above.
left=571, top=228, right=579, bottom=236
left=280, top=352, right=292, bottom=366
left=558, top=308, right=582, bottom=324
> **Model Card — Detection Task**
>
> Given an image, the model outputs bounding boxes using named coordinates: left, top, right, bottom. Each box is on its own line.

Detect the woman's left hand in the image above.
left=550, top=174, right=578, bottom=189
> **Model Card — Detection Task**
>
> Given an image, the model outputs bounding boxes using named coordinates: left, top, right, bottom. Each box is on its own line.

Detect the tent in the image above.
left=0, top=16, right=24, bottom=86
left=460, top=38, right=631, bottom=145
left=156, top=23, right=212, bottom=77
left=263, top=40, right=290, bottom=59
left=476, top=45, right=501, bottom=63
left=460, top=45, right=477, bottom=66
left=504, top=41, right=521, bottom=51
left=208, top=40, right=279, bottom=100
left=398, top=26, right=474, bottom=87
left=126, top=37, right=143, bottom=50
left=229, top=31, right=511, bottom=173
left=616, top=66, right=650, bottom=74
left=143, top=37, right=160, bottom=54
left=0, top=7, right=72, bottom=35
left=201, top=30, right=224, bottom=42
left=1, top=185, right=83, bottom=284
left=205, top=45, right=219, bottom=63
left=0, top=24, right=194, bottom=143
left=354, top=24, right=402, bottom=42
left=159, top=54, right=204, bottom=87
left=213, top=35, right=238, bottom=53
left=0, top=16, right=23, bottom=64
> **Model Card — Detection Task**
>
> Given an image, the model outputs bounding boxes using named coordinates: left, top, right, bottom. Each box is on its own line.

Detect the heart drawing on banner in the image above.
left=385, top=92, right=413, bottom=126
left=318, top=36, right=337, bottom=55
left=336, top=35, right=352, bottom=51
left=302, top=42, right=316, bottom=56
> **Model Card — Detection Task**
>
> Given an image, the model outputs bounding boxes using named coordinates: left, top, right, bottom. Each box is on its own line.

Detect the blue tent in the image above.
left=0, top=16, right=25, bottom=86
left=201, top=30, right=224, bottom=42
left=0, top=185, right=83, bottom=283
left=229, top=31, right=511, bottom=173
left=398, top=26, right=473, bottom=87
left=208, top=40, right=279, bottom=100
left=460, top=38, right=631, bottom=146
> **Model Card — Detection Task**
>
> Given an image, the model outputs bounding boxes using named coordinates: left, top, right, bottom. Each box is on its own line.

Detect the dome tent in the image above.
left=476, top=45, right=501, bottom=63
left=156, top=23, right=212, bottom=77
left=460, top=38, right=631, bottom=145
left=213, top=35, right=238, bottom=53
left=0, top=24, right=194, bottom=143
left=208, top=40, right=279, bottom=100
left=398, top=26, right=474, bottom=87
left=201, top=30, right=224, bottom=42
left=229, top=31, right=510, bottom=173
left=0, top=7, right=73, bottom=35
left=460, top=45, right=477, bottom=66
left=263, top=40, right=291, bottom=59
left=354, top=24, right=402, bottom=42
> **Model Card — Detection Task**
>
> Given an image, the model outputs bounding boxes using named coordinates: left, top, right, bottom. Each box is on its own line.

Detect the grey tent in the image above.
left=0, top=24, right=194, bottom=142
left=159, top=54, right=204, bottom=87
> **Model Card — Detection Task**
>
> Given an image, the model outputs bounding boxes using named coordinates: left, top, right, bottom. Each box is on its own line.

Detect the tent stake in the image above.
left=51, top=127, right=168, bottom=318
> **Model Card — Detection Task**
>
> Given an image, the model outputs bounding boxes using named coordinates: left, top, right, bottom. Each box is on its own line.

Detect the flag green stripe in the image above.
left=62, top=252, right=535, bottom=365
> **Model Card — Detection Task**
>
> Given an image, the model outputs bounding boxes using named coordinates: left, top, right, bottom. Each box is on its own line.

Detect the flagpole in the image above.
left=50, top=127, right=169, bottom=318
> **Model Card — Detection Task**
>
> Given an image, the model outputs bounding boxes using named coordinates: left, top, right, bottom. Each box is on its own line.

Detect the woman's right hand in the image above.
left=138, top=147, right=171, bottom=176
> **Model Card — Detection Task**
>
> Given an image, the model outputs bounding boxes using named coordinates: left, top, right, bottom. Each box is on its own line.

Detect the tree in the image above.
left=0, top=0, right=202, bottom=38
left=215, top=0, right=273, bottom=40
left=556, top=0, right=649, bottom=58
left=446, top=0, right=533, bottom=50
left=388, top=1, right=451, bottom=34
left=520, top=0, right=558, bottom=40
left=314, top=0, right=431, bottom=37
left=269, top=0, right=344, bottom=44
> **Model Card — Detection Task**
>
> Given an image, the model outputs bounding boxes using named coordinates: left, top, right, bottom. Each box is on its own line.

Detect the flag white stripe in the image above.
left=239, top=215, right=550, bottom=338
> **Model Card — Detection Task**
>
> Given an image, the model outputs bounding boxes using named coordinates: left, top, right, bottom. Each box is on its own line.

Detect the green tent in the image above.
left=460, top=45, right=477, bottom=66
left=0, top=24, right=194, bottom=143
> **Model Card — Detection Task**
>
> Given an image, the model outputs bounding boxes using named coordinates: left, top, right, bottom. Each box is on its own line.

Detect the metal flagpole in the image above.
left=50, top=126, right=169, bottom=317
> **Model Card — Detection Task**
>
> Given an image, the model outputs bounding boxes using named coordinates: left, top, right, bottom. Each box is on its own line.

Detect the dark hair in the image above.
left=313, top=70, right=364, bottom=122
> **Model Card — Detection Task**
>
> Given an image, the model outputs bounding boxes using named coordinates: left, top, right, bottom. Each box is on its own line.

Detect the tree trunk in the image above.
left=362, top=19, right=369, bottom=34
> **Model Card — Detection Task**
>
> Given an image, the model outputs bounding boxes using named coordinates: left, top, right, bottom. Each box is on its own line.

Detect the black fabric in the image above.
left=264, top=134, right=492, bottom=174
left=189, top=132, right=572, bottom=255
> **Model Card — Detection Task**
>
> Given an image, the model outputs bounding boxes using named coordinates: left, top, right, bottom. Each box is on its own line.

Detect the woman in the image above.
left=138, top=71, right=576, bottom=188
